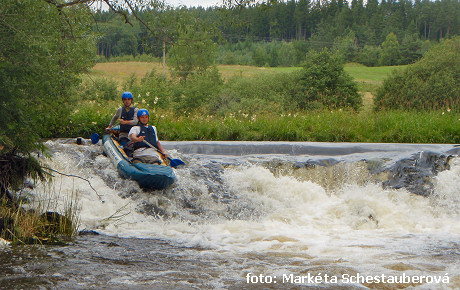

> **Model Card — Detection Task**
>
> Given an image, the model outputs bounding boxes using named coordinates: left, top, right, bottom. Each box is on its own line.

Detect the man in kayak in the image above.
left=106, top=92, right=139, bottom=148
left=128, top=109, right=169, bottom=164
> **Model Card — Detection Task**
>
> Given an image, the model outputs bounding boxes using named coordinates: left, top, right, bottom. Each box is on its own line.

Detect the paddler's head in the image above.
left=121, top=92, right=133, bottom=107
left=137, top=109, right=149, bottom=125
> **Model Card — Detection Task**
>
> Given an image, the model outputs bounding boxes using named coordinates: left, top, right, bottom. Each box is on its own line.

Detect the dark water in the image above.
left=1, top=140, right=459, bottom=289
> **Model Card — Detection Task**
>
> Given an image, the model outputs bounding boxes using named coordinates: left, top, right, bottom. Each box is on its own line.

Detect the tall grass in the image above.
left=0, top=168, right=80, bottom=245
left=145, top=109, right=459, bottom=144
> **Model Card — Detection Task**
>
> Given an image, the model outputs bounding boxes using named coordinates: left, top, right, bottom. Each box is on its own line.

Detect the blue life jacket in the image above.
left=133, top=124, right=159, bottom=150
left=120, top=107, right=135, bottom=133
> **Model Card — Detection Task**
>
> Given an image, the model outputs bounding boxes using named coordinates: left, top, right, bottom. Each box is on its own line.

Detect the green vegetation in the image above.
left=291, top=49, right=361, bottom=110
left=1, top=0, right=94, bottom=244
left=375, top=37, right=460, bottom=111
left=66, top=52, right=459, bottom=144
left=93, top=0, right=459, bottom=68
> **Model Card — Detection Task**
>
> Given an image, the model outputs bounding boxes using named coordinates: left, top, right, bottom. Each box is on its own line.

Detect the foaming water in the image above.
left=12, top=140, right=460, bottom=288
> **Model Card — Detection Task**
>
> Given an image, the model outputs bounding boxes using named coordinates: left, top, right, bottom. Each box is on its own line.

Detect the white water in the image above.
left=30, top=140, right=460, bottom=288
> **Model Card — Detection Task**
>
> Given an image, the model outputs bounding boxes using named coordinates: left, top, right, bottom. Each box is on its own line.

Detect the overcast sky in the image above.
left=165, top=0, right=223, bottom=8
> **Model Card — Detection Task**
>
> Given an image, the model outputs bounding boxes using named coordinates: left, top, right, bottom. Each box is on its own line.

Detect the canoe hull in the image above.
left=102, top=134, right=175, bottom=190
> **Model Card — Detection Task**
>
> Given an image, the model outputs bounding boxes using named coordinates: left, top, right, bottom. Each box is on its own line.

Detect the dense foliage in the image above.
left=93, top=0, right=459, bottom=67
left=0, top=0, right=95, bottom=150
left=375, top=37, right=460, bottom=111
left=0, top=0, right=95, bottom=203
left=292, top=49, right=361, bottom=110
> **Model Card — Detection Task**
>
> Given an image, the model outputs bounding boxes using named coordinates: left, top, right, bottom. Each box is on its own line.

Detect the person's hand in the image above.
left=136, top=135, right=145, bottom=142
left=119, top=119, right=129, bottom=125
left=105, top=127, right=111, bottom=133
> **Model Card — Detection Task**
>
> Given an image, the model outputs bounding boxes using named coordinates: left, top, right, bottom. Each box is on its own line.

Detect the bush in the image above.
left=208, top=72, right=293, bottom=115
left=125, top=69, right=174, bottom=110
left=291, top=48, right=362, bottom=110
left=174, top=67, right=224, bottom=111
left=79, top=77, right=118, bottom=101
left=375, top=37, right=460, bottom=111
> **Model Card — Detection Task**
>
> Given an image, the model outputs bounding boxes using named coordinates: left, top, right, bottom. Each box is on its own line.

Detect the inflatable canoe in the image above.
left=102, top=134, right=175, bottom=190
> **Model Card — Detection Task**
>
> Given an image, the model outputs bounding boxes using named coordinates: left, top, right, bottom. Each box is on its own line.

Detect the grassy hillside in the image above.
left=91, top=62, right=405, bottom=93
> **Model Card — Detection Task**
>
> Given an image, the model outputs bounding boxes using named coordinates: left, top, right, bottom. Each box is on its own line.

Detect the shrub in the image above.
left=174, top=67, right=224, bottom=112
left=208, top=72, right=293, bottom=115
left=291, top=48, right=362, bottom=110
left=375, top=37, right=460, bottom=111
left=358, top=45, right=381, bottom=67
left=79, top=77, right=118, bottom=101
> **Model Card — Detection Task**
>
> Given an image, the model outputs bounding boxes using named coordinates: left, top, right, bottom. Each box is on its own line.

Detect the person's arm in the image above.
left=106, top=108, right=122, bottom=130
left=156, top=141, right=168, bottom=158
left=128, top=126, right=142, bottom=142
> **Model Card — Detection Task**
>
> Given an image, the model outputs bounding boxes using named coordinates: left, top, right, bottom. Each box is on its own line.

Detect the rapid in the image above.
left=1, top=139, right=459, bottom=289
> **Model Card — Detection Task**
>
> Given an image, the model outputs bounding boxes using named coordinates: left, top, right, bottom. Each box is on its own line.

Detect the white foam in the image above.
left=35, top=141, right=460, bottom=284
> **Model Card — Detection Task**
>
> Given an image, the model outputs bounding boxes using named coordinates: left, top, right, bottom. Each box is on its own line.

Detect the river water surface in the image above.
left=1, top=140, right=459, bottom=289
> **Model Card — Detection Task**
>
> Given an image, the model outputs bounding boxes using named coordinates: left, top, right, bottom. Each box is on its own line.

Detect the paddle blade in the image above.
left=90, top=133, right=100, bottom=144
left=169, top=158, right=185, bottom=168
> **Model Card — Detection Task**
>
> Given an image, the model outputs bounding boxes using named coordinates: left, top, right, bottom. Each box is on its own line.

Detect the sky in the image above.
left=165, top=0, right=224, bottom=8
left=92, top=1, right=267, bottom=11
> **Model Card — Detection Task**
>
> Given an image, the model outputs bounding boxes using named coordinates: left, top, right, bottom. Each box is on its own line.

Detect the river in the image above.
left=1, top=139, right=459, bottom=289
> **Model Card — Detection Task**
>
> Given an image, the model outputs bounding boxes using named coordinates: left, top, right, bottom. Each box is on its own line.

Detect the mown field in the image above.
left=77, top=62, right=459, bottom=144
left=91, top=62, right=398, bottom=89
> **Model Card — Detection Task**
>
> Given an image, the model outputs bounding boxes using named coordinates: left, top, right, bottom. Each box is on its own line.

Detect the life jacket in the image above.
left=133, top=124, right=159, bottom=150
left=120, top=106, right=135, bottom=133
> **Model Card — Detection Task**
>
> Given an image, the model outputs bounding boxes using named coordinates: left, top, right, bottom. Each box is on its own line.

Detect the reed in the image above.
left=0, top=181, right=79, bottom=245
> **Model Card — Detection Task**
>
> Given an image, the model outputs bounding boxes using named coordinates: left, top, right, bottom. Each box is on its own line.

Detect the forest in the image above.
left=94, top=0, right=460, bottom=67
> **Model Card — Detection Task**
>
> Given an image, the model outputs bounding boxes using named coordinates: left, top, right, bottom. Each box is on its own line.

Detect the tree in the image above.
left=358, top=45, right=381, bottom=66
left=0, top=0, right=95, bottom=200
left=380, top=32, right=400, bottom=65
left=333, top=30, right=359, bottom=62
left=399, top=33, right=423, bottom=64
left=167, top=9, right=218, bottom=80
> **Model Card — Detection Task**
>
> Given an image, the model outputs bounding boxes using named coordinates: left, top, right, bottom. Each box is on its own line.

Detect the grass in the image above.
left=91, top=61, right=405, bottom=94
left=153, top=109, right=459, bottom=143
left=0, top=197, right=77, bottom=245
left=91, top=61, right=166, bottom=86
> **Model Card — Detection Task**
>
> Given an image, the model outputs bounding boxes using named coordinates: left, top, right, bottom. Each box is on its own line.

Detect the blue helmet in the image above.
left=137, top=109, right=149, bottom=117
left=121, top=92, right=133, bottom=100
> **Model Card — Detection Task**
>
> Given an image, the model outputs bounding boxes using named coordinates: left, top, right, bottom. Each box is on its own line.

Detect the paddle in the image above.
left=90, top=133, right=101, bottom=144
left=91, top=126, right=119, bottom=144
left=142, top=140, right=185, bottom=168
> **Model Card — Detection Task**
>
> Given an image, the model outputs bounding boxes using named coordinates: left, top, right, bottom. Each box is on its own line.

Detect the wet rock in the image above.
left=79, top=229, right=100, bottom=236
left=383, top=151, right=453, bottom=196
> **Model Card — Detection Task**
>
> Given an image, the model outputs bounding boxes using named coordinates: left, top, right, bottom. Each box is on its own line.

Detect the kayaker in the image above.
left=106, top=92, right=139, bottom=148
left=128, top=109, right=169, bottom=164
